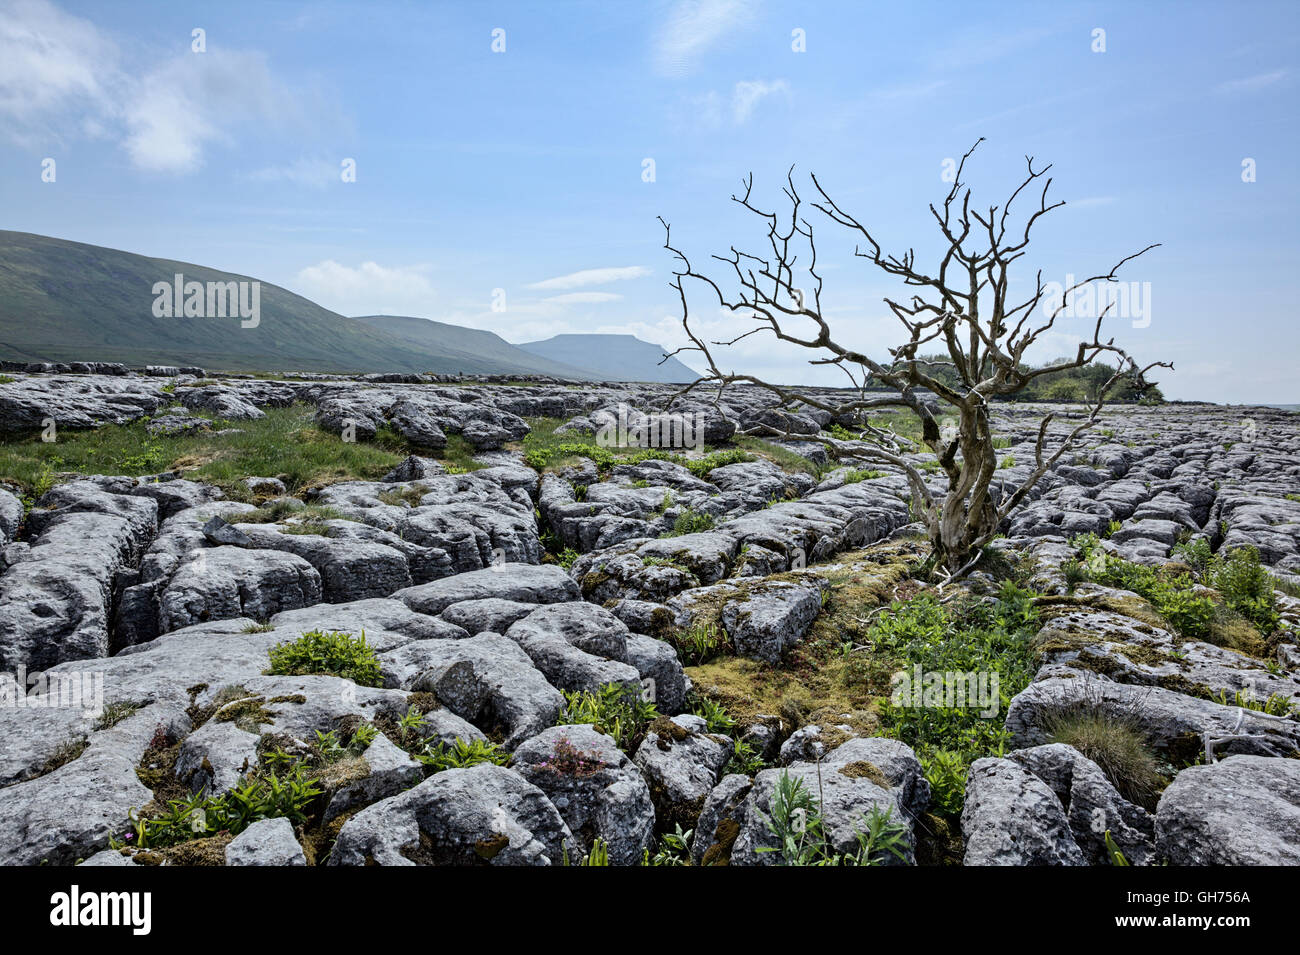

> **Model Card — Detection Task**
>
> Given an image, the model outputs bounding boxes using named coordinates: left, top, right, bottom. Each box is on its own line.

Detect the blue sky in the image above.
left=1, top=0, right=1297, bottom=402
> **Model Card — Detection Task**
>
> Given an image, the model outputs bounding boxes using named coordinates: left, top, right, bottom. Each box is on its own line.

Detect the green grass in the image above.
left=520, top=416, right=758, bottom=477
left=732, top=435, right=822, bottom=476
left=0, top=404, right=406, bottom=499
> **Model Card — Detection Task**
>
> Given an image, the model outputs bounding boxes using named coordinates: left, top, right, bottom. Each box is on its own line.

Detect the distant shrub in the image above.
left=1209, top=546, right=1279, bottom=633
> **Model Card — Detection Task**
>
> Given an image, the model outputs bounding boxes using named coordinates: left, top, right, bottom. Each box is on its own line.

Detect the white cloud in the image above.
left=527, top=266, right=650, bottom=290
left=0, top=0, right=118, bottom=143
left=653, top=0, right=754, bottom=77
left=125, top=49, right=316, bottom=175
left=544, top=292, right=624, bottom=304
left=294, top=260, right=435, bottom=316
left=246, top=157, right=343, bottom=189
left=732, top=79, right=788, bottom=123
left=0, top=0, right=340, bottom=173
left=1216, top=69, right=1287, bottom=94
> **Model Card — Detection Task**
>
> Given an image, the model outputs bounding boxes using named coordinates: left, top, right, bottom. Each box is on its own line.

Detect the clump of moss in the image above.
left=838, top=759, right=890, bottom=789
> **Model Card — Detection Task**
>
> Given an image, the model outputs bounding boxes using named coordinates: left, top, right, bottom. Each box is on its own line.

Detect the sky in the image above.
left=1, top=0, right=1297, bottom=403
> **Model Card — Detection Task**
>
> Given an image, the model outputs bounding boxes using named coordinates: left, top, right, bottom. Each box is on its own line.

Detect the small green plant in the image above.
left=93, top=701, right=141, bottom=731
left=665, top=507, right=715, bottom=537
left=757, top=771, right=909, bottom=865
left=646, top=825, right=694, bottom=866
left=417, top=737, right=510, bottom=772
left=1104, top=829, right=1130, bottom=866
left=1209, top=546, right=1279, bottom=633
left=559, top=683, right=658, bottom=751
left=842, top=467, right=884, bottom=484
left=118, top=764, right=322, bottom=849
left=1209, top=688, right=1295, bottom=717
left=241, top=621, right=276, bottom=634
left=266, top=629, right=383, bottom=686
left=564, top=838, right=610, bottom=866
left=689, top=695, right=737, bottom=734
left=998, top=455, right=1016, bottom=469
left=669, top=622, right=728, bottom=665
left=722, top=738, right=766, bottom=776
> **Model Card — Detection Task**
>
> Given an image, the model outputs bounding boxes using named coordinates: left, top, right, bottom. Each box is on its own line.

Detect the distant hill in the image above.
left=0, top=231, right=462, bottom=373
left=0, top=231, right=699, bottom=382
left=518, top=334, right=699, bottom=384
left=353, top=315, right=596, bottom=380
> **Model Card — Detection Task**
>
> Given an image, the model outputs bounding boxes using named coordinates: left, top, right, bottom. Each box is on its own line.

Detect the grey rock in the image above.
left=381, top=633, right=564, bottom=748
left=158, top=547, right=323, bottom=632
left=328, top=764, right=573, bottom=866
left=174, top=721, right=260, bottom=796
left=1008, top=743, right=1156, bottom=865
left=395, top=563, right=579, bottom=616
left=324, top=733, right=426, bottom=823
left=633, top=717, right=732, bottom=829
left=512, top=724, right=655, bottom=864
left=961, top=757, right=1086, bottom=866
left=1155, top=755, right=1300, bottom=865
left=224, top=817, right=307, bottom=866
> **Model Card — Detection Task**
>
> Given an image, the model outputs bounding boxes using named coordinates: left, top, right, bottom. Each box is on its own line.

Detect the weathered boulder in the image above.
left=158, top=547, right=323, bottom=632
left=395, top=563, right=578, bottom=616
left=225, top=817, right=307, bottom=866
left=1155, top=755, right=1300, bottom=865
left=328, top=764, right=573, bottom=865
left=512, top=725, right=655, bottom=865
left=961, top=757, right=1086, bottom=866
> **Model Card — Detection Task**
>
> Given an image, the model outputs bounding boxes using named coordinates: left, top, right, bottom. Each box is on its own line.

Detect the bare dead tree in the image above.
left=659, top=140, right=1171, bottom=579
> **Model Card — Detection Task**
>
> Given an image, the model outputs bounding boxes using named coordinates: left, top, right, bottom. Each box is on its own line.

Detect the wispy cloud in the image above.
left=1215, top=69, right=1288, bottom=94
left=732, top=79, right=788, bottom=123
left=0, top=0, right=118, bottom=145
left=543, top=291, right=624, bottom=304
left=528, top=266, right=650, bottom=290
left=1067, top=196, right=1116, bottom=209
left=653, top=0, right=755, bottom=77
left=246, top=157, right=343, bottom=189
